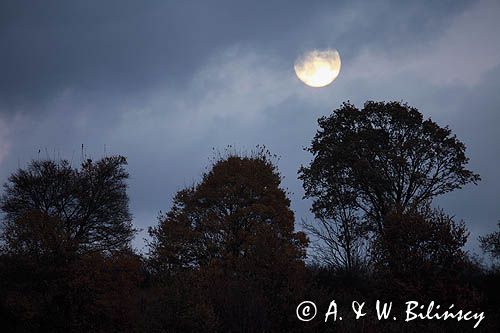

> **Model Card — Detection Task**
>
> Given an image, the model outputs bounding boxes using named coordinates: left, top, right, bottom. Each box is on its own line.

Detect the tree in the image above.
left=0, top=247, right=144, bottom=332
left=0, top=156, right=135, bottom=254
left=148, top=149, right=308, bottom=331
left=373, top=206, right=471, bottom=303
left=0, top=156, right=140, bottom=332
left=375, top=207, right=468, bottom=277
left=302, top=198, right=367, bottom=273
left=299, top=101, right=479, bottom=268
left=0, top=210, right=77, bottom=259
left=149, top=149, right=307, bottom=273
left=480, top=222, right=500, bottom=261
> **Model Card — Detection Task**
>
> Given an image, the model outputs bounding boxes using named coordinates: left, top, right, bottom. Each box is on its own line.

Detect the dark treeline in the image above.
left=0, top=101, right=499, bottom=332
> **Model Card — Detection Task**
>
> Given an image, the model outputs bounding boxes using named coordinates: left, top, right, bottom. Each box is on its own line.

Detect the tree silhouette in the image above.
left=480, top=222, right=500, bottom=261
left=0, top=156, right=135, bottom=254
left=148, top=149, right=308, bottom=331
left=0, top=210, right=77, bottom=259
left=374, top=207, right=469, bottom=296
left=149, top=150, right=307, bottom=273
left=299, top=101, right=479, bottom=269
left=0, top=156, right=141, bottom=332
left=302, top=201, right=367, bottom=273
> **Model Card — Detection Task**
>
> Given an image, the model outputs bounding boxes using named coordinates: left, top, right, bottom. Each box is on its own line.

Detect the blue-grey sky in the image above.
left=1, top=0, right=499, bottom=254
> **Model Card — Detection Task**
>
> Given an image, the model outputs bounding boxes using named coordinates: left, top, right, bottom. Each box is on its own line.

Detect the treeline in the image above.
left=0, top=101, right=499, bottom=332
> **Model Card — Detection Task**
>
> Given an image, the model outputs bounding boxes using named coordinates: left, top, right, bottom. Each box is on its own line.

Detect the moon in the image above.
left=294, top=49, right=341, bottom=88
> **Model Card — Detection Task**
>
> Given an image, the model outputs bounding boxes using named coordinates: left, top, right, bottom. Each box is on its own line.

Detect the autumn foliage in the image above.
left=147, top=151, right=309, bottom=331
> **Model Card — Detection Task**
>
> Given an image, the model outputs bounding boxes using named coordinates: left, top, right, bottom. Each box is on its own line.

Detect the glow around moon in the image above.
left=294, top=49, right=341, bottom=88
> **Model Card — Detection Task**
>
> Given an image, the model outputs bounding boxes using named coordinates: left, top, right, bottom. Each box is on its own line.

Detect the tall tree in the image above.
left=299, top=100, right=479, bottom=239
left=299, top=101, right=479, bottom=270
left=0, top=156, right=135, bottom=254
left=148, top=149, right=308, bottom=331
left=149, top=149, right=308, bottom=273
left=0, top=156, right=141, bottom=332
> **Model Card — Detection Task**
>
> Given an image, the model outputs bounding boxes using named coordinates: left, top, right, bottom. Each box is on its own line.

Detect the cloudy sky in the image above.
left=1, top=0, right=499, bottom=254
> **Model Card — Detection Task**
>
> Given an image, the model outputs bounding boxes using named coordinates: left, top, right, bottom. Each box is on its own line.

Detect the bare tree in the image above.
left=303, top=185, right=367, bottom=272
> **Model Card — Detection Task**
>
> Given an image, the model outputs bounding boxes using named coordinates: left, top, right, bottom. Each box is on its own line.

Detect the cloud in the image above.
left=0, top=0, right=342, bottom=112
left=0, top=117, right=10, bottom=165
left=348, top=0, right=500, bottom=87
left=109, top=46, right=303, bottom=148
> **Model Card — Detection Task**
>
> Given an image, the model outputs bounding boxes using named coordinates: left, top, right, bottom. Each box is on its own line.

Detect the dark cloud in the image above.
left=0, top=0, right=328, bottom=109
left=0, top=0, right=469, bottom=110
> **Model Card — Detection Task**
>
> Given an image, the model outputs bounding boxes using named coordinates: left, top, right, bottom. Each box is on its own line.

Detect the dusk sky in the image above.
left=1, top=0, right=499, bottom=253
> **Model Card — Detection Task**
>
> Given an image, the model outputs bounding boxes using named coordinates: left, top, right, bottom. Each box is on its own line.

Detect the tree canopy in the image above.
left=300, top=100, right=480, bottom=233
left=149, top=150, right=308, bottom=273
left=147, top=150, right=309, bottom=331
left=0, top=156, right=135, bottom=254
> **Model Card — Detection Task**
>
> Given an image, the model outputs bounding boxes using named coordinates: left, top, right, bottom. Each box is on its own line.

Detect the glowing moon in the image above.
left=294, top=49, right=341, bottom=87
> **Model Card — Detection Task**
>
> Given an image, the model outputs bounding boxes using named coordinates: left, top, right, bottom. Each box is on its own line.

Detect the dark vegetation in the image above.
left=0, top=101, right=498, bottom=332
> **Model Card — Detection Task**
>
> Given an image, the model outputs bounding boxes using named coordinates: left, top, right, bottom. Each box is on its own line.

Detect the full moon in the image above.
left=294, top=49, right=341, bottom=88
